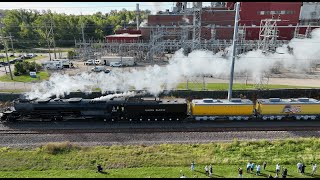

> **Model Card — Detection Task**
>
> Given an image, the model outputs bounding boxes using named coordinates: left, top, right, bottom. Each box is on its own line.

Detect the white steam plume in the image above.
left=147, top=2, right=164, bottom=14
left=25, top=28, right=320, bottom=100
left=139, top=20, right=147, bottom=27
left=92, top=91, right=139, bottom=101
left=182, top=15, right=190, bottom=24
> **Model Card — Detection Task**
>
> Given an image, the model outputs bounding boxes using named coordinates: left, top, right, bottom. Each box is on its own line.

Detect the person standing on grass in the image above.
left=246, top=162, right=251, bottom=173
left=191, top=161, right=195, bottom=171
left=263, top=162, right=267, bottom=170
left=209, top=164, right=213, bottom=177
left=276, top=164, right=280, bottom=176
left=282, top=168, right=287, bottom=178
left=297, top=162, right=302, bottom=173
left=256, top=165, right=261, bottom=176
left=96, top=164, right=103, bottom=173
left=238, top=167, right=243, bottom=178
left=302, top=163, right=306, bottom=174
left=312, top=164, right=317, bottom=175
left=251, top=163, right=255, bottom=173
left=205, top=165, right=209, bottom=176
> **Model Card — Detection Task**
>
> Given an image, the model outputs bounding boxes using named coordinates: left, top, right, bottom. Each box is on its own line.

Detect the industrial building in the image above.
left=76, top=2, right=320, bottom=62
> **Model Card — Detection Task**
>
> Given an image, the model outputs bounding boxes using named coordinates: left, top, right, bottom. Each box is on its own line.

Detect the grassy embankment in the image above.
left=0, top=71, right=49, bottom=82
left=0, top=138, right=319, bottom=178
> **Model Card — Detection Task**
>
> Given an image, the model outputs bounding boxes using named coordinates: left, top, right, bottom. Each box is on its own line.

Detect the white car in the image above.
left=84, top=59, right=94, bottom=65
left=110, top=62, right=122, bottom=67
left=91, top=66, right=105, bottom=72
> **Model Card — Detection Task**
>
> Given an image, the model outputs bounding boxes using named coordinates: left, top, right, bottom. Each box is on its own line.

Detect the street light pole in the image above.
left=227, top=2, right=240, bottom=101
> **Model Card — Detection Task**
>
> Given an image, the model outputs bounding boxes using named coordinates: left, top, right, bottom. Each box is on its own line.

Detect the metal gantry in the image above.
left=258, top=17, right=281, bottom=53
left=294, top=23, right=312, bottom=39
left=192, top=2, right=202, bottom=50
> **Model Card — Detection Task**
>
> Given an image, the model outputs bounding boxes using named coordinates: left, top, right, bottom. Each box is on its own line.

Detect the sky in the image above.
left=0, top=2, right=213, bottom=15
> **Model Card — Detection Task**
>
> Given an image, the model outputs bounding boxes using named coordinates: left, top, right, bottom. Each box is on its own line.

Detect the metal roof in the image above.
left=106, top=33, right=142, bottom=38
left=192, top=98, right=253, bottom=105
left=257, top=98, right=320, bottom=104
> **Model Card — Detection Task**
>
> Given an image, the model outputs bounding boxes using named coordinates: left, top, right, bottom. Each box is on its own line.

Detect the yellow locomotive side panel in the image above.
left=191, top=104, right=254, bottom=116
left=258, top=104, right=320, bottom=115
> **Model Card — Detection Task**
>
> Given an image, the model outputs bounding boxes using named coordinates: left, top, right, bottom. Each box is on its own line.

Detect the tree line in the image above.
left=1, top=9, right=150, bottom=49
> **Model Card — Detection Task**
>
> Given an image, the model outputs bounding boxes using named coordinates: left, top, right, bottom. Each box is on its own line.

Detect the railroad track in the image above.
left=0, top=125, right=319, bottom=134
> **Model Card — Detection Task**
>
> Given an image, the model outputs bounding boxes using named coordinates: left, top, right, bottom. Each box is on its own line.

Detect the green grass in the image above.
left=177, top=83, right=314, bottom=90
left=0, top=71, right=50, bottom=82
left=0, top=166, right=318, bottom=178
left=0, top=89, right=27, bottom=93
left=0, top=138, right=319, bottom=178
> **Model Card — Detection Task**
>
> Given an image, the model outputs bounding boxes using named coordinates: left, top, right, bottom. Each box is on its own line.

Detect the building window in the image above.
left=286, top=10, right=295, bottom=14
left=274, top=11, right=281, bottom=14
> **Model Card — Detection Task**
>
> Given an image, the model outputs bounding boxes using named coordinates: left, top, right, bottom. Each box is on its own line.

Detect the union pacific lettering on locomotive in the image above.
left=1, top=96, right=320, bottom=122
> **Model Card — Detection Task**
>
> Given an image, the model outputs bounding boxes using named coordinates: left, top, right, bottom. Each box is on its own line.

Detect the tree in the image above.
left=1, top=8, right=150, bottom=48
left=14, top=61, right=42, bottom=76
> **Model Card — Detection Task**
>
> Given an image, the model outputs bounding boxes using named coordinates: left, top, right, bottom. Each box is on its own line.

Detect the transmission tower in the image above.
left=192, top=2, right=202, bottom=50
left=294, top=23, right=311, bottom=39
left=237, top=25, right=247, bottom=54
left=44, top=18, right=56, bottom=61
left=258, top=16, right=281, bottom=53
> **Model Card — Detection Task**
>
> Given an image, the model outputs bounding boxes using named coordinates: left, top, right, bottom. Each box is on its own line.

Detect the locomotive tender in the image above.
left=1, top=96, right=320, bottom=122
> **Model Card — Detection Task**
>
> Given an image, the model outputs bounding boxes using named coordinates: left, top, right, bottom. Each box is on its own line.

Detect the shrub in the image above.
left=42, top=142, right=79, bottom=155
left=14, top=61, right=42, bottom=76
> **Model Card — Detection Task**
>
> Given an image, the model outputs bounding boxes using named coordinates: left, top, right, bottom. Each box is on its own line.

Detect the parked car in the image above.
left=94, top=59, right=101, bottom=65
left=9, top=59, right=16, bottom=64
left=104, top=69, right=111, bottom=73
left=91, top=66, right=105, bottom=72
left=110, top=62, right=122, bottom=67
left=0, top=61, right=8, bottom=66
left=84, top=59, right=94, bottom=66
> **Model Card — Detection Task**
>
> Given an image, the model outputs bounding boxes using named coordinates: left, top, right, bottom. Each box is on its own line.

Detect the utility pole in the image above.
left=44, top=22, right=52, bottom=61
left=9, top=32, right=14, bottom=56
left=51, top=18, right=57, bottom=59
left=80, top=13, right=87, bottom=60
left=227, top=2, right=240, bottom=101
left=0, top=25, right=13, bottom=80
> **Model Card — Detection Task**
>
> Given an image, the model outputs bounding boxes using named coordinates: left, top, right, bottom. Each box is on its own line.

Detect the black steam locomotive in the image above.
left=0, top=97, right=188, bottom=122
